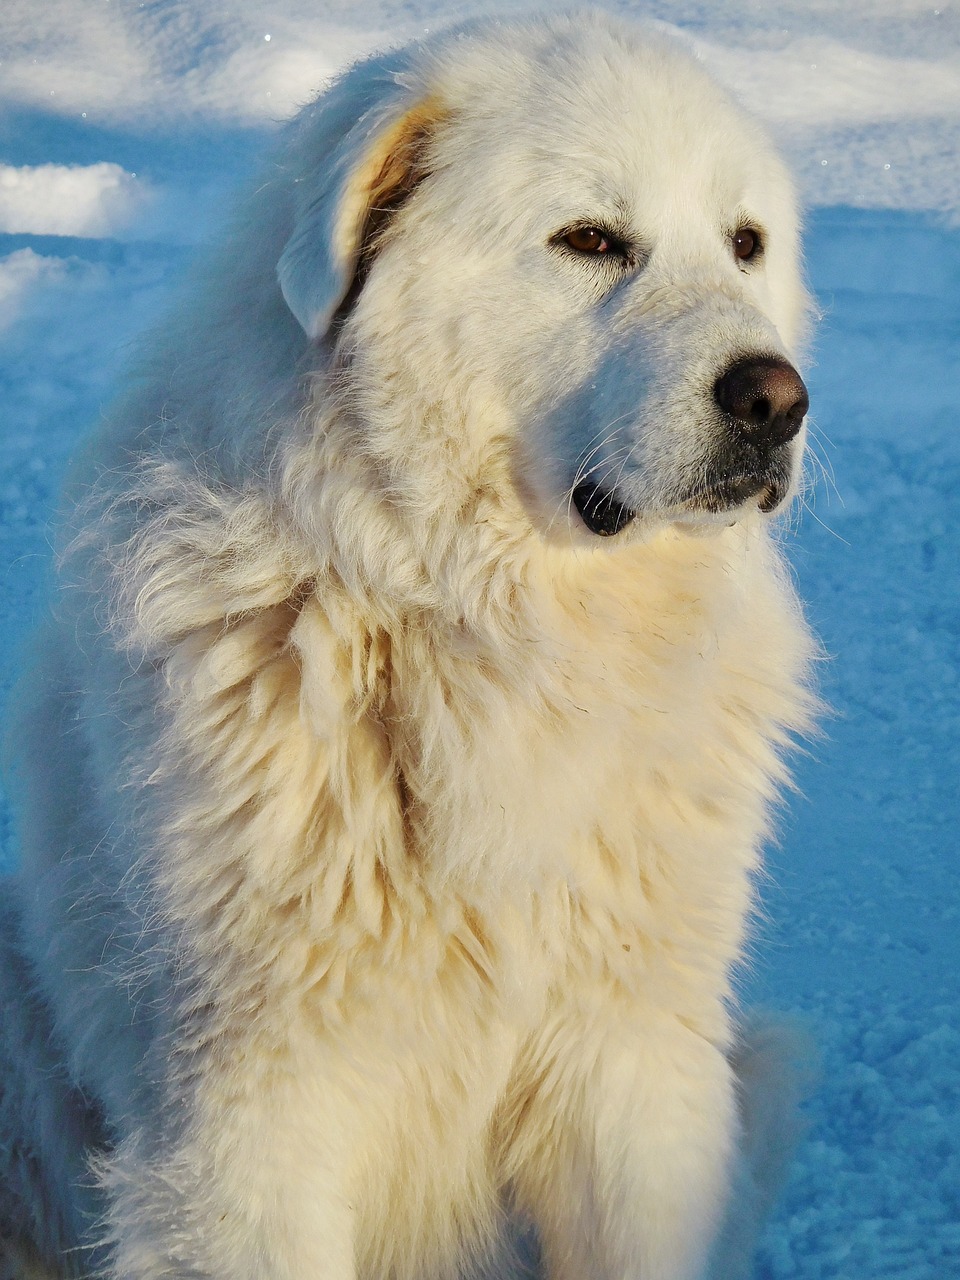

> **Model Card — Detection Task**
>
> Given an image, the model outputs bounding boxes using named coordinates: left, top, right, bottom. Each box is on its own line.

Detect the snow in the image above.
left=0, top=162, right=152, bottom=238
left=745, top=209, right=960, bottom=1277
left=1, top=2, right=958, bottom=1276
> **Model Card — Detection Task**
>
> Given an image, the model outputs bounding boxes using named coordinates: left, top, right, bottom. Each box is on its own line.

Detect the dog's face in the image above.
left=279, top=15, right=811, bottom=542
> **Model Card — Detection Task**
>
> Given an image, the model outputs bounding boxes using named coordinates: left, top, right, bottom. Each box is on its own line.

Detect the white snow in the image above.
left=0, top=0, right=387, bottom=125
left=0, top=2, right=958, bottom=1277
left=0, top=162, right=153, bottom=238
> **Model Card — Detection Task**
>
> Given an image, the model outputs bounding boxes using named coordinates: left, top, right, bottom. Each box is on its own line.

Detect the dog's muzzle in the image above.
left=696, top=354, right=808, bottom=513
left=572, top=355, right=808, bottom=535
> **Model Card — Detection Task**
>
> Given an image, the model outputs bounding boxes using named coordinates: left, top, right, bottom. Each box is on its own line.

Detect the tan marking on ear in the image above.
left=335, top=96, right=449, bottom=309
left=362, top=95, right=448, bottom=213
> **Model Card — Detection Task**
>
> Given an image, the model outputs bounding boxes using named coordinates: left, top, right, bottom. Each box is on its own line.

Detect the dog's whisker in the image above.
left=798, top=493, right=850, bottom=545
left=569, top=447, right=634, bottom=498
left=571, top=427, right=633, bottom=488
left=804, top=434, right=841, bottom=508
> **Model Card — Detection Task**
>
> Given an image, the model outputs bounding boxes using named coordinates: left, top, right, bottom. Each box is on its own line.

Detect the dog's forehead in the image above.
left=427, top=25, right=776, bottom=223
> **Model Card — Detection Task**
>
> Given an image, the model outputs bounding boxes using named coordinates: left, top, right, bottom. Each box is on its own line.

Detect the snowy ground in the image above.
left=1, top=2, right=959, bottom=1277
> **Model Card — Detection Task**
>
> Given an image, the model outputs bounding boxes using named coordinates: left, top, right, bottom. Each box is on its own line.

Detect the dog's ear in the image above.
left=278, top=80, right=445, bottom=341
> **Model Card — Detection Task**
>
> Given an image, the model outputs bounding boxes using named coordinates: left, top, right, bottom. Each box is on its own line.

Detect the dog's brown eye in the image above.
left=733, top=227, right=761, bottom=262
left=564, top=226, right=611, bottom=254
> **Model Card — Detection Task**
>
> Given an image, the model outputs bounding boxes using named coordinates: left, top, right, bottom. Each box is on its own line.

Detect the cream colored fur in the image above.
left=1, top=11, right=816, bottom=1280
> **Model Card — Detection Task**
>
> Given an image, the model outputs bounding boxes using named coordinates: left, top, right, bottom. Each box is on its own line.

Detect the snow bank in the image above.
left=1, top=0, right=958, bottom=217
left=0, top=0, right=385, bottom=125
left=696, top=33, right=960, bottom=218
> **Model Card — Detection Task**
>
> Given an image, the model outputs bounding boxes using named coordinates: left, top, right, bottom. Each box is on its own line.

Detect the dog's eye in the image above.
left=732, top=227, right=762, bottom=262
left=563, top=226, right=613, bottom=255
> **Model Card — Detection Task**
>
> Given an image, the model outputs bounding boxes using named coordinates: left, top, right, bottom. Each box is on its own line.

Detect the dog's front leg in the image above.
left=509, top=1007, right=736, bottom=1280
left=99, top=1068, right=359, bottom=1280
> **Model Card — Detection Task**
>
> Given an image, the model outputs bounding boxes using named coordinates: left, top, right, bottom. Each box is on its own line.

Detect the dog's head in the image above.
left=278, top=12, right=811, bottom=542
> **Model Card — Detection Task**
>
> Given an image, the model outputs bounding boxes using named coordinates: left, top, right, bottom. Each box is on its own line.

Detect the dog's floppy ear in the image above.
left=278, top=73, right=445, bottom=342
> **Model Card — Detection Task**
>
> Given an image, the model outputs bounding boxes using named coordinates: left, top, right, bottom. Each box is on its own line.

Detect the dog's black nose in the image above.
left=714, top=356, right=808, bottom=450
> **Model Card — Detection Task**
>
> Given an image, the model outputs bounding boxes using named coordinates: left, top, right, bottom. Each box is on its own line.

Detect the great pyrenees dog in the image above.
left=0, top=11, right=817, bottom=1280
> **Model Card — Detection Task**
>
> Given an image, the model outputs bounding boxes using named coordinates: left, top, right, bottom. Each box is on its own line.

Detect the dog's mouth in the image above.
left=692, top=446, right=797, bottom=516
left=571, top=445, right=794, bottom=536
left=572, top=469, right=790, bottom=536
left=572, top=481, right=637, bottom=536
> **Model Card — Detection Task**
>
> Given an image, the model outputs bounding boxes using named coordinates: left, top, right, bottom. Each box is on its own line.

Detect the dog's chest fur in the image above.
left=154, top=515, right=801, bottom=1044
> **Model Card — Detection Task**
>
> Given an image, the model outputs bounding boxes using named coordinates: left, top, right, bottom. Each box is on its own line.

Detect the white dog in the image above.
left=0, top=12, right=816, bottom=1280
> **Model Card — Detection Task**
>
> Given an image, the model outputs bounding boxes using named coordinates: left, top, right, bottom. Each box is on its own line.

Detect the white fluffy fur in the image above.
left=1, top=12, right=816, bottom=1280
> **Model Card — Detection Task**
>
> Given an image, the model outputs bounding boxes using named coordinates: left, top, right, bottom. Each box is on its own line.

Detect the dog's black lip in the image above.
left=757, top=483, right=783, bottom=513
left=572, top=481, right=637, bottom=536
left=685, top=471, right=787, bottom=515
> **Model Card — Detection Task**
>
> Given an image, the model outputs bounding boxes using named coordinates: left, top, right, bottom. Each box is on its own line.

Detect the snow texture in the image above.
left=0, top=162, right=153, bottom=238
left=0, top=1, right=958, bottom=1276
